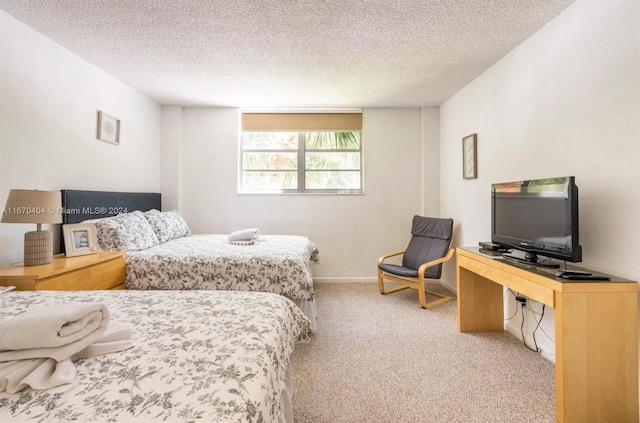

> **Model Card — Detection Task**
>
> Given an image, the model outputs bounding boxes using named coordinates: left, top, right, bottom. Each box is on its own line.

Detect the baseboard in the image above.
left=505, top=320, right=523, bottom=341
left=313, top=277, right=377, bottom=283
left=441, top=279, right=457, bottom=293
left=313, top=278, right=460, bottom=289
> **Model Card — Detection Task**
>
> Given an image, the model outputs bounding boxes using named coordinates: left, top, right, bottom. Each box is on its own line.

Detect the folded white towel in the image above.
left=0, top=358, right=75, bottom=393
left=0, top=302, right=109, bottom=362
left=228, top=228, right=260, bottom=242
left=0, top=321, right=134, bottom=393
left=71, top=322, right=133, bottom=361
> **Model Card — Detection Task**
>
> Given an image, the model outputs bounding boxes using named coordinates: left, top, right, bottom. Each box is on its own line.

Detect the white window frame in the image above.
left=239, top=112, right=364, bottom=195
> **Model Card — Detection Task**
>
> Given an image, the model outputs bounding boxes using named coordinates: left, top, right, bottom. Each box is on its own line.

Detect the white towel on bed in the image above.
left=228, top=228, right=260, bottom=242
left=70, top=322, right=133, bottom=361
left=0, top=302, right=110, bottom=362
left=0, top=303, right=134, bottom=394
left=0, top=358, right=76, bottom=393
left=0, top=322, right=134, bottom=393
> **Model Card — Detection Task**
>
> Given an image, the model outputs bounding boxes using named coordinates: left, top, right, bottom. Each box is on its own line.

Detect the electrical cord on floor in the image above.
left=521, top=303, right=548, bottom=352
left=531, top=305, right=546, bottom=351
left=526, top=304, right=554, bottom=343
left=520, top=302, right=539, bottom=352
left=506, top=289, right=550, bottom=352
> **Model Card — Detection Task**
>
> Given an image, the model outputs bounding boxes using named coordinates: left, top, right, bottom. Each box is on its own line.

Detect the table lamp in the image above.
left=1, top=189, right=62, bottom=266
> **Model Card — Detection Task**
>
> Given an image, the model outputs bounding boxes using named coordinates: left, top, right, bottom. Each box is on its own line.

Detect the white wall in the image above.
left=439, top=0, right=640, bottom=361
left=163, top=107, right=432, bottom=280
left=0, top=11, right=162, bottom=265
left=160, top=106, right=183, bottom=211
left=421, top=107, right=440, bottom=217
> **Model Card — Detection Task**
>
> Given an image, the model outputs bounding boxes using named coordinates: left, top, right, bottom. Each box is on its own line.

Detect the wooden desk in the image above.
left=0, top=252, right=126, bottom=291
left=456, top=247, right=638, bottom=423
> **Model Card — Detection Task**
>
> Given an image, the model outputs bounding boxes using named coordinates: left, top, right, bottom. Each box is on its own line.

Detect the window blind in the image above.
left=242, top=113, right=363, bottom=132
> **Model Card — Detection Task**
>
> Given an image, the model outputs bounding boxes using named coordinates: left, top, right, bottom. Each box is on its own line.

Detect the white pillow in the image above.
left=82, top=216, right=118, bottom=252
left=143, top=210, right=191, bottom=244
left=95, top=211, right=160, bottom=251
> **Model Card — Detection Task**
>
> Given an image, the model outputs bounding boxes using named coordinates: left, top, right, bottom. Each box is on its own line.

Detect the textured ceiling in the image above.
left=0, top=0, right=576, bottom=107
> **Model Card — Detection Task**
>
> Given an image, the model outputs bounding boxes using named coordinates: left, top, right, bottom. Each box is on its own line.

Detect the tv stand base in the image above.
left=502, top=253, right=561, bottom=269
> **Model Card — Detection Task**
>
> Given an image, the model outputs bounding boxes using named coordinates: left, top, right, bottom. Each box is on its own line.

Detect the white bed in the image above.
left=0, top=289, right=310, bottom=422
left=59, top=189, right=320, bottom=330
left=126, top=234, right=316, bottom=299
left=125, top=233, right=319, bottom=329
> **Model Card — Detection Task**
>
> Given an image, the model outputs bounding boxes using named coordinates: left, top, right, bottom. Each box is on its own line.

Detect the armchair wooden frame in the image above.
left=377, top=248, right=455, bottom=309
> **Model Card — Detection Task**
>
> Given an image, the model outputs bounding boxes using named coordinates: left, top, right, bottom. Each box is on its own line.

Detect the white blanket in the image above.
left=228, top=228, right=260, bottom=242
left=0, top=303, right=133, bottom=393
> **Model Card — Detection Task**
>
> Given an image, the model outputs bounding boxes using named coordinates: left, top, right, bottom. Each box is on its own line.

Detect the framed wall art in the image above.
left=462, top=133, right=477, bottom=180
left=97, top=111, right=120, bottom=145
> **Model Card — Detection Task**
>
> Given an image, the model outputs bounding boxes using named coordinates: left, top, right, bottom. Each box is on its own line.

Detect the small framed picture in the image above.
left=462, top=133, right=477, bottom=179
left=97, top=111, right=120, bottom=145
left=63, top=223, right=99, bottom=257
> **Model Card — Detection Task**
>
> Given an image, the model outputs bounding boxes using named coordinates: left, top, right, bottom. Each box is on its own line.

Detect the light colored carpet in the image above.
left=291, top=282, right=555, bottom=423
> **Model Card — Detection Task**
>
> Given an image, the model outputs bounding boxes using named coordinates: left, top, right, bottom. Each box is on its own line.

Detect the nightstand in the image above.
left=0, top=251, right=126, bottom=291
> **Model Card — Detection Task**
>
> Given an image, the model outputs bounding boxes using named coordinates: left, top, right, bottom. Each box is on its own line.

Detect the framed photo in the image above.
left=462, top=133, right=477, bottom=179
left=97, top=111, right=120, bottom=145
left=63, top=223, right=99, bottom=257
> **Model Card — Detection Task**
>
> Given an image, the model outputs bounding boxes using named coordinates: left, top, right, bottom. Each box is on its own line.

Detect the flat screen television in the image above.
left=491, top=176, right=582, bottom=267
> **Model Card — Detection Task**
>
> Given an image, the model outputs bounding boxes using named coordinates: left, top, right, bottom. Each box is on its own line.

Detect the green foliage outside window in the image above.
left=241, top=132, right=362, bottom=193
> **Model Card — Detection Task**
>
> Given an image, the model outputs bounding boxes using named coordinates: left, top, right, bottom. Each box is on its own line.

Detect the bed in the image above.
left=126, top=234, right=315, bottom=299
left=61, top=190, right=318, bottom=329
left=0, top=289, right=310, bottom=422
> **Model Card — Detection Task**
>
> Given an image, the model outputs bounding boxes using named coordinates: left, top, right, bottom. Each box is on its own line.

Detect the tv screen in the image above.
left=491, top=176, right=582, bottom=265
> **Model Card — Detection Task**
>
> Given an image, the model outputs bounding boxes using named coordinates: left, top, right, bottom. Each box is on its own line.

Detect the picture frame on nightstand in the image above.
left=63, top=223, right=99, bottom=257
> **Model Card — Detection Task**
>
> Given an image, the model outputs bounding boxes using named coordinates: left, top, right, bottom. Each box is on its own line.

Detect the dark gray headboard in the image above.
left=60, top=189, right=162, bottom=251
left=61, top=189, right=162, bottom=224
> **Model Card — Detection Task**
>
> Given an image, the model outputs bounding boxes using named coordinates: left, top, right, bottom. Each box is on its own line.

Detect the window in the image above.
left=240, top=113, right=363, bottom=194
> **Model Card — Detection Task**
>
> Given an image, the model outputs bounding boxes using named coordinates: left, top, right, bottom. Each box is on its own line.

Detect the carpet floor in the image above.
left=291, top=282, right=555, bottom=423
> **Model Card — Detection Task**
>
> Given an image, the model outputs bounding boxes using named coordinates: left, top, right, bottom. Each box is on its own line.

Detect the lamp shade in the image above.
left=1, top=189, right=62, bottom=224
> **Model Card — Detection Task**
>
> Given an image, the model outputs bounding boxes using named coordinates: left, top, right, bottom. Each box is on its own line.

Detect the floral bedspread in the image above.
left=125, top=234, right=317, bottom=301
left=0, top=290, right=310, bottom=423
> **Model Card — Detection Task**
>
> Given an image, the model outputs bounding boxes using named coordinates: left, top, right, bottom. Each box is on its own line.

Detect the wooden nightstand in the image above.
left=0, top=251, right=126, bottom=291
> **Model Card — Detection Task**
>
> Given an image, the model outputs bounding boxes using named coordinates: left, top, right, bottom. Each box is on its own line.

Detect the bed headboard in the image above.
left=60, top=189, right=162, bottom=252
left=61, top=189, right=162, bottom=224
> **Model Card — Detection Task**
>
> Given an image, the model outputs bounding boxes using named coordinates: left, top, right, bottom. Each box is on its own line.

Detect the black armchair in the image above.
left=377, top=215, right=455, bottom=309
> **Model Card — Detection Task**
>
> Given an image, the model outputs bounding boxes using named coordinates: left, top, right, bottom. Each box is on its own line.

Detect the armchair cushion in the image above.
left=378, top=263, right=441, bottom=279
left=411, top=215, right=453, bottom=239
left=402, top=216, right=453, bottom=278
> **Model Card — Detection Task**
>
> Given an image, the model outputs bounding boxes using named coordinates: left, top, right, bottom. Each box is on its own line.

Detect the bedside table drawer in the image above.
left=35, top=257, right=126, bottom=291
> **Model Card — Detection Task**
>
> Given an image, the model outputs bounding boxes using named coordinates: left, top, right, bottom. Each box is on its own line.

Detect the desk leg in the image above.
left=556, top=291, right=639, bottom=423
left=457, top=266, right=504, bottom=332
